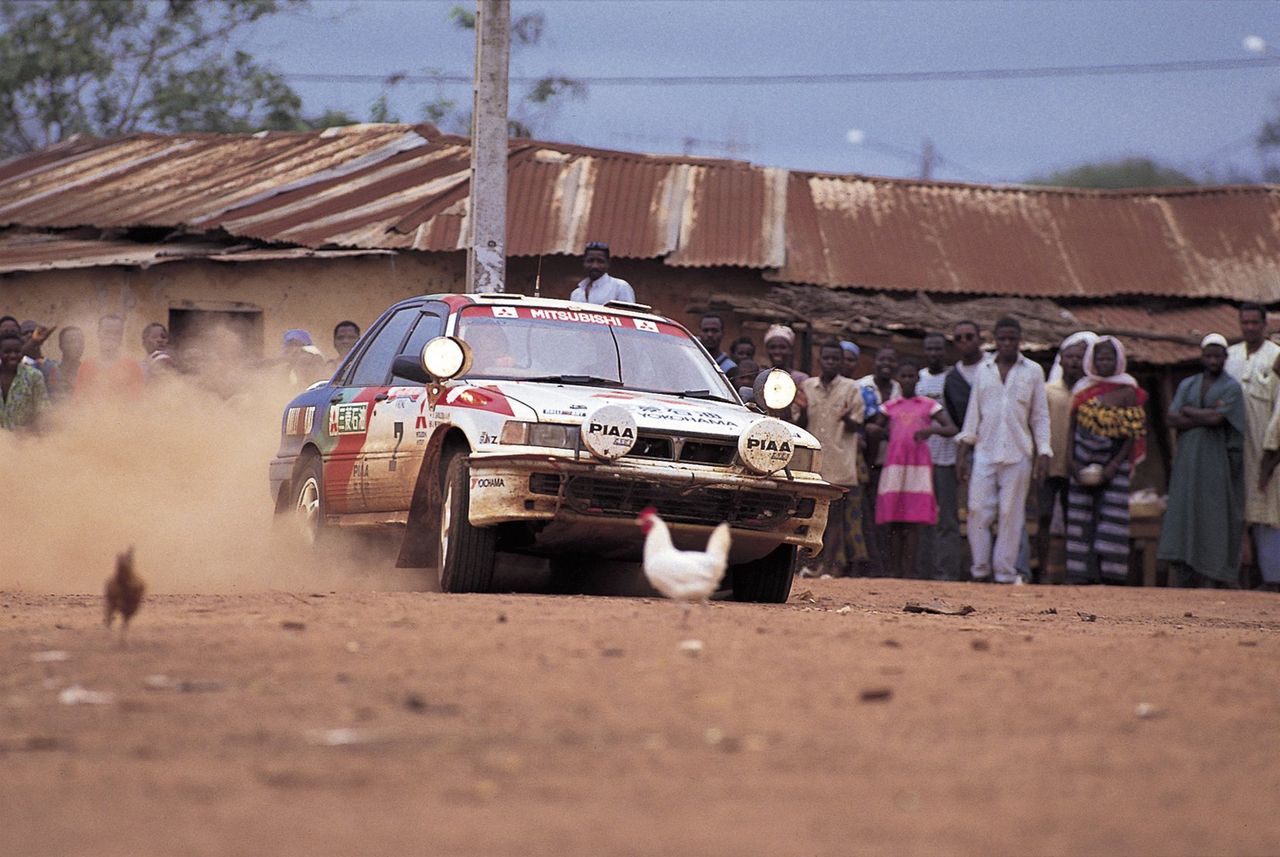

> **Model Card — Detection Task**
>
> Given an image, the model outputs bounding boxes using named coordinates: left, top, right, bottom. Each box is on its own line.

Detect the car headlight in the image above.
left=790, top=446, right=820, bottom=473
left=498, top=420, right=577, bottom=450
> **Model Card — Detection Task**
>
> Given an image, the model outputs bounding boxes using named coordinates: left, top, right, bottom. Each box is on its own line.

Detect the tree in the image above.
left=372, top=5, right=585, bottom=138
left=1256, top=95, right=1280, bottom=182
left=1027, top=158, right=1198, bottom=190
left=0, top=0, right=308, bottom=155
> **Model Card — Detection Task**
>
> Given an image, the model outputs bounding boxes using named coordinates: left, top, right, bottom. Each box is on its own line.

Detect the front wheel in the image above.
left=731, top=545, right=797, bottom=603
left=291, top=455, right=326, bottom=546
left=438, top=451, right=498, bottom=593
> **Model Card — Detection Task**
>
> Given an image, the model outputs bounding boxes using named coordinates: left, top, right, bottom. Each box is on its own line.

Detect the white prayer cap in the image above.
left=1200, top=333, right=1229, bottom=350
left=764, top=324, right=796, bottom=346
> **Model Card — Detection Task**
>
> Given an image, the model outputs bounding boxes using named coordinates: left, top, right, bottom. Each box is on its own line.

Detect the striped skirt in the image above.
left=1065, top=428, right=1132, bottom=584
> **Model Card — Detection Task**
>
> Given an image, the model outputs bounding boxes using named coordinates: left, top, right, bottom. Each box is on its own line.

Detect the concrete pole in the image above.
left=466, top=0, right=510, bottom=293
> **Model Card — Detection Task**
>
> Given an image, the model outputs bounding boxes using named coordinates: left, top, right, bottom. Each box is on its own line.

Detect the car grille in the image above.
left=533, top=474, right=799, bottom=529
left=625, top=432, right=738, bottom=466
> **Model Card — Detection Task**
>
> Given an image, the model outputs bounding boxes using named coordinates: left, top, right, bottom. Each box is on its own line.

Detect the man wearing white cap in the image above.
left=1225, top=302, right=1280, bottom=578
left=1160, top=334, right=1246, bottom=586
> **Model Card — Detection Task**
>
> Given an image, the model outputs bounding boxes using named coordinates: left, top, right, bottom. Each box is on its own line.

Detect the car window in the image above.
left=390, top=309, right=447, bottom=385
left=455, top=306, right=736, bottom=400
left=347, top=307, right=419, bottom=387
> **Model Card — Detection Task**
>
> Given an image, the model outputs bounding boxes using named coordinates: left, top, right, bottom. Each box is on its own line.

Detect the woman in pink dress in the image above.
left=877, top=359, right=958, bottom=577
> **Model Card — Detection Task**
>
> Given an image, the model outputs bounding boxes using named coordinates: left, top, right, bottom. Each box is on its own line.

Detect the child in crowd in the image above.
left=877, top=359, right=958, bottom=577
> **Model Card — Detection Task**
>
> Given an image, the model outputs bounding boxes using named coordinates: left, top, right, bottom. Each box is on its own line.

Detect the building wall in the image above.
left=1, top=249, right=830, bottom=369
left=0, top=253, right=463, bottom=361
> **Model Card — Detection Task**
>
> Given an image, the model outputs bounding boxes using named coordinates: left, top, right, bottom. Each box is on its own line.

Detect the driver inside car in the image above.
left=464, top=322, right=517, bottom=374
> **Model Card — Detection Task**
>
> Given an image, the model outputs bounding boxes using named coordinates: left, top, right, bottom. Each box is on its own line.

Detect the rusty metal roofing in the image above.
left=1067, top=302, right=1244, bottom=366
left=0, top=230, right=389, bottom=275
left=1, top=124, right=1278, bottom=301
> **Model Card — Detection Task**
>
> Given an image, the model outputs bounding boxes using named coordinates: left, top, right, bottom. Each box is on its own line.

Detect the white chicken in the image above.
left=637, top=508, right=732, bottom=626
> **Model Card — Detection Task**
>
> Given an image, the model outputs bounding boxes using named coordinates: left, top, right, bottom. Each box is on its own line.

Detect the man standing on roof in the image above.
left=570, top=241, right=635, bottom=305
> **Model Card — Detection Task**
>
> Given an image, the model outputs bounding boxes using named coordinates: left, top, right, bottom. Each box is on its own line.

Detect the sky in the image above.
left=251, top=0, right=1280, bottom=184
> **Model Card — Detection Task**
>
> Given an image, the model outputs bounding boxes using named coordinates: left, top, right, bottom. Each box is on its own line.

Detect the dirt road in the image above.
left=4, top=577, right=1280, bottom=856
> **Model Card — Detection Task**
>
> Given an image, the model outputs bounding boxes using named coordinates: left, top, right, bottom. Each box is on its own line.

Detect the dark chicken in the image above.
left=104, top=546, right=144, bottom=642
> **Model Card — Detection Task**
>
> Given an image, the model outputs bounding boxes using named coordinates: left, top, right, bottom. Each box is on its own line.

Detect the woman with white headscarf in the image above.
left=1064, top=335, right=1148, bottom=583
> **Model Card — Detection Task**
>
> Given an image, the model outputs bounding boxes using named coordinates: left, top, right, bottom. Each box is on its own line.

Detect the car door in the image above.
left=361, top=303, right=448, bottom=512
left=323, top=305, right=421, bottom=515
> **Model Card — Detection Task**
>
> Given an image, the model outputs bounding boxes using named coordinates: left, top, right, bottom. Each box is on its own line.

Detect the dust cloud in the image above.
left=0, top=337, right=428, bottom=594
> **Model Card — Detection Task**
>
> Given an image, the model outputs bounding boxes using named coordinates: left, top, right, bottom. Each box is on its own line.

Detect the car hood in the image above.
left=478, top=380, right=820, bottom=447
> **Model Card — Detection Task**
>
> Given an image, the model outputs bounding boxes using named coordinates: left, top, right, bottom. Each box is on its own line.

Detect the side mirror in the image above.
left=738, top=385, right=756, bottom=403
left=391, top=355, right=429, bottom=384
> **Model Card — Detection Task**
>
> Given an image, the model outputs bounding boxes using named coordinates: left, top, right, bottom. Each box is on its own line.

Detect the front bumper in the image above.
left=465, top=451, right=842, bottom=561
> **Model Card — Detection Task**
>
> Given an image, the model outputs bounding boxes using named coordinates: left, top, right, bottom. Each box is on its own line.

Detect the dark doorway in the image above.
left=168, top=307, right=264, bottom=360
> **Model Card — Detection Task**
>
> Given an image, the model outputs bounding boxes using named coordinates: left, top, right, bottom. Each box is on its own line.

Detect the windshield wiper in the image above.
left=676, top=389, right=735, bottom=403
left=526, top=374, right=624, bottom=387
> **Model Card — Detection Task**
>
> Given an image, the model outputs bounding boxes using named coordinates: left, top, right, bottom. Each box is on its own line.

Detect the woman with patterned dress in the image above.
left=877, top=360, right=958, bottom=578
left=1065, top=336, right=1148, bottom=584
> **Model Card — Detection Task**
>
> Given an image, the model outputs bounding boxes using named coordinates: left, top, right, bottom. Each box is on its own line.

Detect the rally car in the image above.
left=269, top=293, right=841, bottom=602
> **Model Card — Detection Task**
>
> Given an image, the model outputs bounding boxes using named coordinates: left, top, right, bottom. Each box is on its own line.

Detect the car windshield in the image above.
left=456, top=306, right=737, bottom=401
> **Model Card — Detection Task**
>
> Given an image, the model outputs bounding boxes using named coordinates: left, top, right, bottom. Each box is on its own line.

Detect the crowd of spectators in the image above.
left=10, top=254, right=1280, bottom=595
left=0, top=313, right=362, bottom=433
left=720, top=305, right=1280, bottom=592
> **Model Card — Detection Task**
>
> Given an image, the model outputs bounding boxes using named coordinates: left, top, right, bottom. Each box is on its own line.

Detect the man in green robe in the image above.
left=1158, top=334, right=1247, bottom=587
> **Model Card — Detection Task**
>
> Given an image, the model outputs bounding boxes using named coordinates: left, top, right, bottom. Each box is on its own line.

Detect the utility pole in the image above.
left=466, top=0, right=509, bottom=293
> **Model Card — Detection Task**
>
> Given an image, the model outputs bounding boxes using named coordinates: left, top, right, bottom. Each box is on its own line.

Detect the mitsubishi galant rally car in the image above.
left=269, top=293, right=840, bottom=602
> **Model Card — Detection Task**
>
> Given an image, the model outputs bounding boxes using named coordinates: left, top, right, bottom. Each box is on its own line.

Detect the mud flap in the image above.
left=396, top=438, right=447, bottom=568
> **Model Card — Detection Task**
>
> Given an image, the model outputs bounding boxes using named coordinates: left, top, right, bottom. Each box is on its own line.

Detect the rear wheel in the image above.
left=438, top=451, right=498, bottom=593
left=731, top=545, right=797, bottom=603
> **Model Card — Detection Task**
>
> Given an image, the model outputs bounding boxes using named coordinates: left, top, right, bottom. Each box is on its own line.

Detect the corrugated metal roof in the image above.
left=771, top=174, right=1280, bottom=300
left=0, top=230, right=389, bottom=275
left=1068, top=302, right=1244, bottom=365
left=1, top=125, right=1278, bottom=301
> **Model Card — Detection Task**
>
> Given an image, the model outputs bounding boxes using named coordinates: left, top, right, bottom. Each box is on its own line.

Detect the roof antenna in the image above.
left=534, top=255, right=543, bottom=299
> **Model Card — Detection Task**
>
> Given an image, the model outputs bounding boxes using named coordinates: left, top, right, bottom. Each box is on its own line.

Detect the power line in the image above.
left=284, top=56, right=1280, bottom=87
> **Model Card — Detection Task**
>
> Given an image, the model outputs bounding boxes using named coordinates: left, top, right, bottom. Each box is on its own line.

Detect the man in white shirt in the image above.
left=957, top=317, right=1051, bottom=584
left=1226, top=302, right=1280, bottom=578
left=570, top=241, right=635, bottom=305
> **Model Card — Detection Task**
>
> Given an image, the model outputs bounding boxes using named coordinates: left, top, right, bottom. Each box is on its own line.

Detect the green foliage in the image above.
left=425, top=4, right=583, bottom=138
left=1256, top=96, right=1280, bottom=183
left=0, top=0, right=307, bottom=154
left=368, top=94, right=400, bottom=125
left=1028, top=158, right=1197, bottom=190
left=526, top=75, right=585, bottom=105
left=303, top=108, right=359, bottom=130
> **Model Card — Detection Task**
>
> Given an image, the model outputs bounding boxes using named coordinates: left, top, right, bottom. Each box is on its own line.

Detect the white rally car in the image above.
left=269, top=293, right=840, bottom=602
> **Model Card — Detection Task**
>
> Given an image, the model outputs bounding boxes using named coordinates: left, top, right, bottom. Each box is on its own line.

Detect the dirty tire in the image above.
left=438, top=451, right=498, bottom=593
left=290, top=454, right=327, bottom=547
left=547, top=557, right=583, bottom=595
left=731, top=545, right=796, bottom=603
